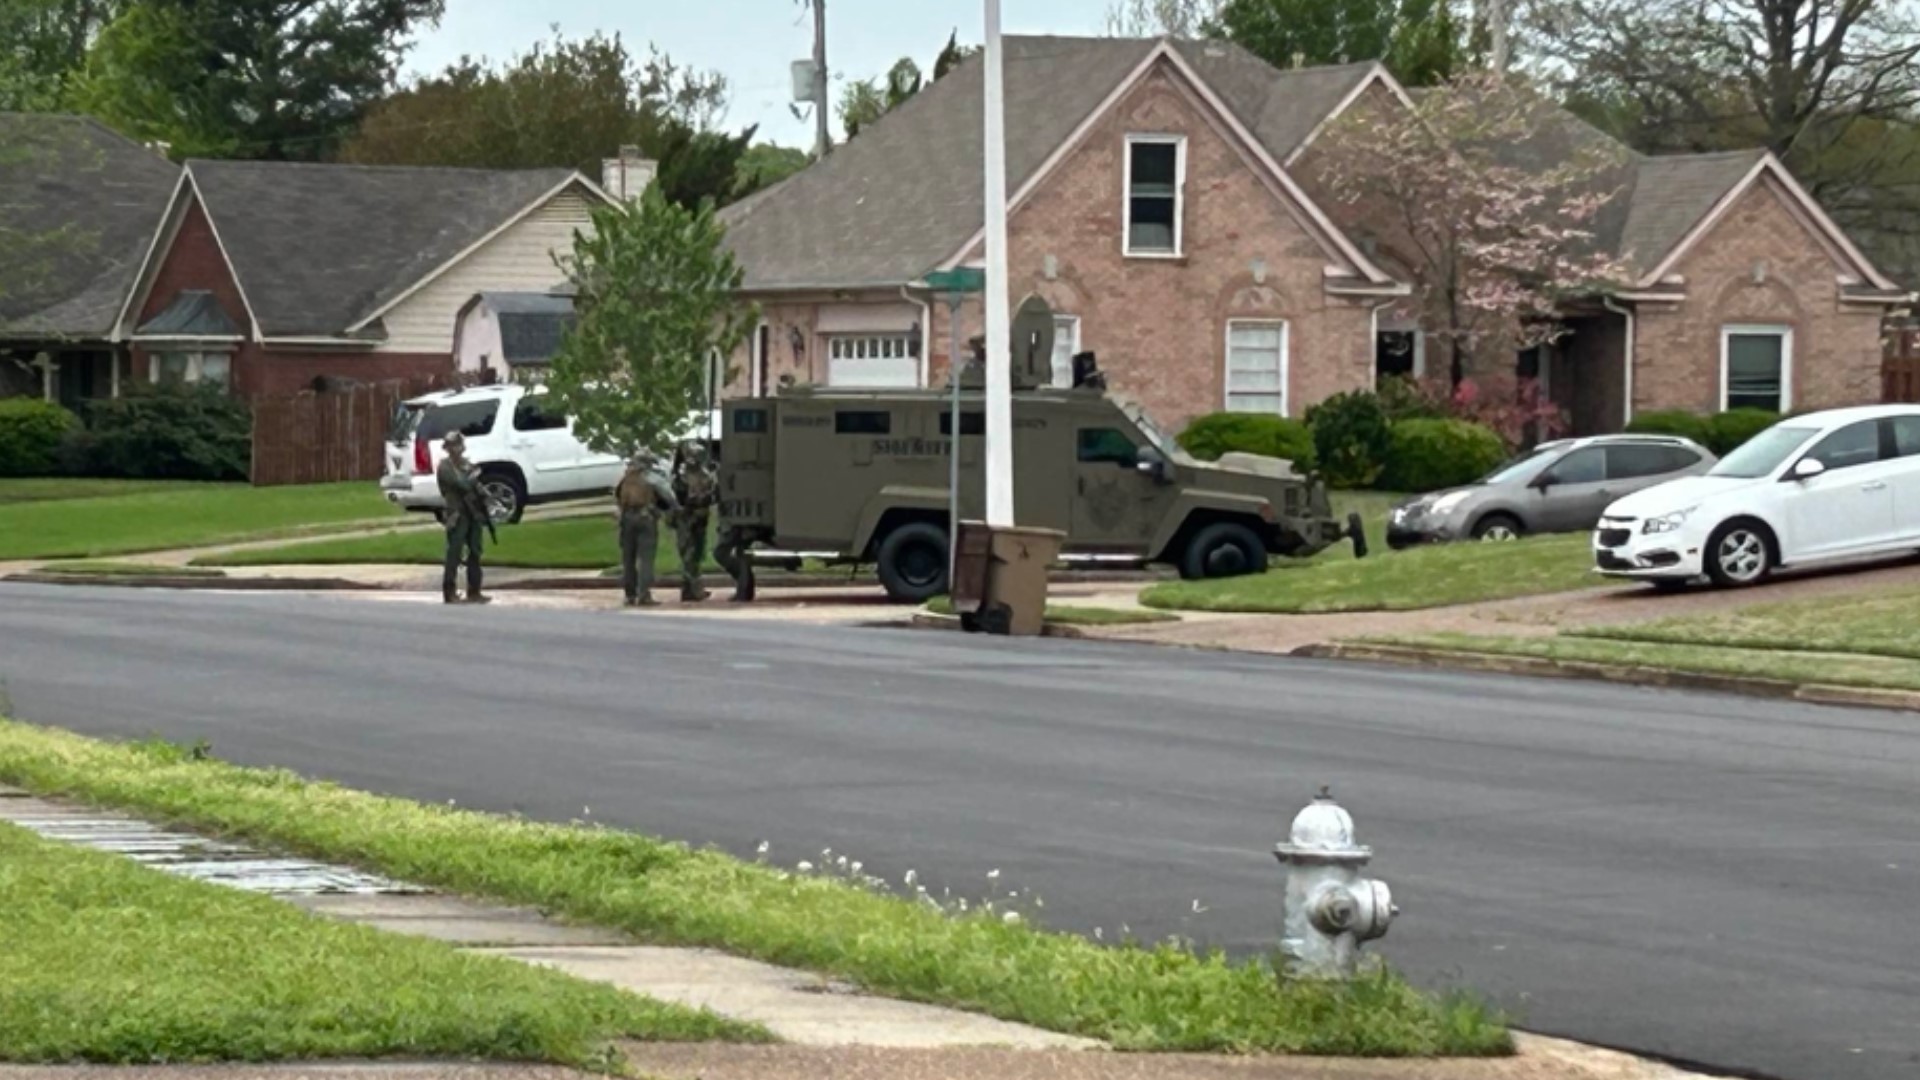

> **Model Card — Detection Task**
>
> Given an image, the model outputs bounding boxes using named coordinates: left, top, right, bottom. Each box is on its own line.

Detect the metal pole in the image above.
left=812, top=0, right=831, bottom=159
left=982, top=0, right=1015, bottom=527
left=947, top=293, right=964, bottom=583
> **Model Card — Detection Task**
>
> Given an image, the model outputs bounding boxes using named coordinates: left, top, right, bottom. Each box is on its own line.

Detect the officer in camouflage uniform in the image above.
left=436, top=431, right=491, bottom=605
left=671, top=441, right=718, bottom=602
left=614, top=449, right=678, bottom=608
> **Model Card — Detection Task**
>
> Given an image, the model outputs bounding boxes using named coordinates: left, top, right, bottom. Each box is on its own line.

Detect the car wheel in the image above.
left=876, top=522, right=948, bottom=603
left=477, top=471, right=526, bottom=525
left=1705, top=520, right=1773, bottom=587
left=1181, top=522, right=1267, bottom=580
left=1471, top=513, right=1523, bottom=542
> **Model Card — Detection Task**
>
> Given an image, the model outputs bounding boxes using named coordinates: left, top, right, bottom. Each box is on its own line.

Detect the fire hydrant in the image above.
left=1274, top=786, right=1397, bottom=979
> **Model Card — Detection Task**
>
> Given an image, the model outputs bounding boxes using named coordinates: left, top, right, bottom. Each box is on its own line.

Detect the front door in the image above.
left=1784, top=419, right=1896, bottom=560
left=1071, top=425, right=1170, bottom=551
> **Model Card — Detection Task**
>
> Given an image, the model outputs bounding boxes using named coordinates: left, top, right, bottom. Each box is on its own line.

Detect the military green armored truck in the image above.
left=717, top=384, right=1361, bottom=603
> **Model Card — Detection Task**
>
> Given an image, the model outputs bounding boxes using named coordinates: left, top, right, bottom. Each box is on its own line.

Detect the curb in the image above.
left=1291, top=642, right=1920, bottom=713
left=907, top=611, right=1091, bottom=639
left=5, top=572, right=386, bottom=592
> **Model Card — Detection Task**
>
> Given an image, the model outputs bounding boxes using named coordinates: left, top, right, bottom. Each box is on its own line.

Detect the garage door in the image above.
left=827, top=334, right=919, bottom=387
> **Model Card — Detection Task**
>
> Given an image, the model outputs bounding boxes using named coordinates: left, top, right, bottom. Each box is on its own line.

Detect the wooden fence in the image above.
left=250, top=382, right=415, bottom=487
left=1884, top=323, right=1920, bottom=403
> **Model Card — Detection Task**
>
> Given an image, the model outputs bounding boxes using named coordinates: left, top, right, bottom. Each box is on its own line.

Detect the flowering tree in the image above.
left=1380, top=373, right=1569, bottom=449
left=1311, top=72, right=1632, bottom=386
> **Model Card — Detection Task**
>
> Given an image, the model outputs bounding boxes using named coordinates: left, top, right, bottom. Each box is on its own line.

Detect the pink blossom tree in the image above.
left=1311, top=72, right=1633, bottom=388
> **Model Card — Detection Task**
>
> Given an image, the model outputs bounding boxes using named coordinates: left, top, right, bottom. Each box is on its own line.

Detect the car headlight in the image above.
left=1642, top=507, right=1697, bottom=535
left=1429, top=490, right=1473, bottom=516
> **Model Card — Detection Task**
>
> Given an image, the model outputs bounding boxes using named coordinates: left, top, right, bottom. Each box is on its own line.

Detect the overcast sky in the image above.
left=406, top=0, right=1118, bottom=148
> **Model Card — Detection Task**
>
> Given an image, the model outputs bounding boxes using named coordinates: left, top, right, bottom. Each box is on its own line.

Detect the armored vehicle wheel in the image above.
left=877, top=522, right=949, bottom=602
left=1180, top=521, right=1266, bottom=580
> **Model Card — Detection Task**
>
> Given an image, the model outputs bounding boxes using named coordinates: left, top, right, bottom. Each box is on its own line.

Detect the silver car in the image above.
left=1387, top=434, right=1716, bottom=547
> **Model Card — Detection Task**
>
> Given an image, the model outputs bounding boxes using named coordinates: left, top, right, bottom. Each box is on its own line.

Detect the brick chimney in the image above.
left=601, top=145, right=657, bottom=201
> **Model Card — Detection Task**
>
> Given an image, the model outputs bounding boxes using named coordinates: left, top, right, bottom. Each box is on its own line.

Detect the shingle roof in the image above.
left=188, top=161, right=579, bottom=337
left=722, top=38, right=1379, bottom=292
left=1616, top=150, right=1767, bottom=278
left=0, top=114, right=179, bottom=340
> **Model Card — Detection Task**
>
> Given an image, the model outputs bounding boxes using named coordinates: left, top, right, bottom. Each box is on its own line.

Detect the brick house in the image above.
left=114, top=159, right=618, bottom=398
left=720, top=37, right=1911, bottom=435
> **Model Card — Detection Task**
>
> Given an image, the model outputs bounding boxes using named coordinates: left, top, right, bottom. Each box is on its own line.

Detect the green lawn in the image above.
left=1576, top=586, right=1920, bottom=662
left=1367, top=631, right=1920, bottom=693
left=0, top=822, right=758, bottom=1067
left=0, top=721, right=1508, bottom=1058
left=0, top=481, right=397, bottom=560
left=195, top=514, right=715, bottom=575
left=0, top=479, right=208, bottom=506
left=1144, top=534, right=1593, bottom=614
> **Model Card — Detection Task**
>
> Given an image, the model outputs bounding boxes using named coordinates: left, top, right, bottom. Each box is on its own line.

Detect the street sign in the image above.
left=925, top=267, right=985, bottom=294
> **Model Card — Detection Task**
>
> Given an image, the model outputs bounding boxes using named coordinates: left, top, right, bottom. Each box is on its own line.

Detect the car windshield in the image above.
left=1479, top=447, right=1557, bottom=486
left=1710, top=425, right=1818, bottom=478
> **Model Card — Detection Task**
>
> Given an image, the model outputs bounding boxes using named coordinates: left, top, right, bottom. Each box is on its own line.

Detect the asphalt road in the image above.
left=1, top=584, right=1915, bottom=1080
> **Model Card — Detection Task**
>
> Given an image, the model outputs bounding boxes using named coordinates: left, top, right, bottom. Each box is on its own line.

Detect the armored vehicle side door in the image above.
left=1070, top=420, right=1177, bottom=552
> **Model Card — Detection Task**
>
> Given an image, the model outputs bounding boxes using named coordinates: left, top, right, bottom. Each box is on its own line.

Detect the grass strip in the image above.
left=1366, top=632, right=1920, bottom=692
left=0, top=721, right=1508, bottom=1057
left=0, top=482, right=397, bottom=561
left=195, top=515, right=710, bottom=574
left=1143, top=535, right=1592, bottom=614
left=1570, top=585, right=1920, bottom=663
left=0, top=821, right=760, bottom=1067
left=0, top=479, right=208, bottom=506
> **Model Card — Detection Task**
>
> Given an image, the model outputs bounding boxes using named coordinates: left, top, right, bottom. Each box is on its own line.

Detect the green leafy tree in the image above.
left=547, top=188, right=756, bottom=459
left=1209, top=0, right=1467, bottom=85
left=0, top=0, right=123, bottom=110
left=734, top=142, right=808, bottom=195
left=341, top=32, right=756, bottom=207
left=70, top=0, right=444, bottom=160
left=840, top=31, right=977, bottom=142
left=932, top=30, right=978, bottom=80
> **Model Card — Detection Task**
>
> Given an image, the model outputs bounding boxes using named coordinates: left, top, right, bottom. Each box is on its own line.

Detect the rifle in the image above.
left=465, top=467, right=497, bottom=545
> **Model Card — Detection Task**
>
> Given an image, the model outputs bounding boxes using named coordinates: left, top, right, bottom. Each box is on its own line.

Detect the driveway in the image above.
left=0, top=583, right=1913, bottom=1080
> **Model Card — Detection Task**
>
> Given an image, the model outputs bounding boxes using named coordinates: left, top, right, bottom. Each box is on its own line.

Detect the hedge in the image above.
left=1379, top=419, right=1507, bottom=493
left=1624, top=409, right=1711, bottom=446
left=70, top=385, right=252, bottom=481
left=1177, top=413, right=1316, bottom=468
left=1627, top=408, right=1779, bottom=456
left=0, top=398, right=79, bottom=476
left=1304, top=391, right=1393, bottom=489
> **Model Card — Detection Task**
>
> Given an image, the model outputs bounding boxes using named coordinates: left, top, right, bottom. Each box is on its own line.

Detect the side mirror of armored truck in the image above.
left=1136, top=447, right=1171, bottom=484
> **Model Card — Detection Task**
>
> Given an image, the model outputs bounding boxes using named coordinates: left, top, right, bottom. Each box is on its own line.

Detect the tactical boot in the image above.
left=682, top=585, right=710, bottom=602
left=443, top=592, right=460, bottom=604
left=635, top=594, right=661, bottom=607
left=466, top=594, right=493, bottom=605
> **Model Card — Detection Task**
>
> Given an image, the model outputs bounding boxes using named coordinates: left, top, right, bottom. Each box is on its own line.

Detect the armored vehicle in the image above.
left=717, top=382, right=1359, bottom=602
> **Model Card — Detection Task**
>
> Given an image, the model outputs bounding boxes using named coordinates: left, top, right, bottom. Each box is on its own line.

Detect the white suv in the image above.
left=1595, top=404, right=1920, bottom=588
left=381, top=384, right=626, bottom=524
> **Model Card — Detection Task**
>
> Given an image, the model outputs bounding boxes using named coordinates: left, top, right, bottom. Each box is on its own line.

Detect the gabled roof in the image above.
left=1616, top=150, right=1769, bottom=279
left=134, top=289, right=242, bottom=339
left=0, top=114, right=180, bottom=340
left=185, top=161, right=583, bottom=338
left=721, top=36, right=1385, bottom=292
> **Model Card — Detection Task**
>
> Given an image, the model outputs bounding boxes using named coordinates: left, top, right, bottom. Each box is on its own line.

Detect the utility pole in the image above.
left=981, top=0, right=1014, bottom=526
left=812, top=0, right=831, bottom=158
left=1484, top=0, right=1509, bottom=78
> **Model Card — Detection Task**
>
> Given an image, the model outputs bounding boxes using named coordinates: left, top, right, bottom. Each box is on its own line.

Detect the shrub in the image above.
left=1706, top=408, right=1780, bottom=456
left=1376, top=375, right=1447, bottom=421
left=0, top=398, right=78, bottom=476
left=1379, top=418, right=1507, bottom=493
left=1447, top=376, right=1567, bottom=450
left=1177, top=413, right=1316, bottom=468
left=76, top=384, right=252, bottom=481
left=1625, top=409, right=1711, bottom=445
left=1305, top=391, right=1392, bottom=489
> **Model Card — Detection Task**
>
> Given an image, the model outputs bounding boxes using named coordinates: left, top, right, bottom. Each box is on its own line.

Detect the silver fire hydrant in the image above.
left=1274, top=786, right=1397, bottom=979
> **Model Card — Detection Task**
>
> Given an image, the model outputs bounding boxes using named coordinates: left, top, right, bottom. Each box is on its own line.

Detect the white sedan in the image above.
left=1595, top=404, right=1920, bottom=588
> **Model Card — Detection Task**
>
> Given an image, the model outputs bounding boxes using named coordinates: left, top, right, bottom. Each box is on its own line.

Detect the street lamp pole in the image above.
left=981, top=0, right=1015, bottom=527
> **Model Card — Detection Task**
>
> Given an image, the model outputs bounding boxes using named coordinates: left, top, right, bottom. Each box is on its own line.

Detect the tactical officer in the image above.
left=614, top=449, right=678, bottom=607
left=436, top=431, right=492, bottom=605
left=671, top=441, right=718, bottom=602
left=713, top=523, right=756, bottom=603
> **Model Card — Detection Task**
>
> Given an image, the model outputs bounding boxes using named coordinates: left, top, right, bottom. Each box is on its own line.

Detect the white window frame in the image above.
left=147, top=349, right=232, bottom=388
left=1122, top=134, right=1186, bottom=259
left=1049, top=314, right=1081, bottom=387
left=1720, top=324, right=1793, bottom=412
left=1223, top=319, right=1289, bottom=416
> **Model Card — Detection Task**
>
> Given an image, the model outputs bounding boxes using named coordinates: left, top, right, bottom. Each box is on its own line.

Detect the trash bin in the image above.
left=950, top=521, right=1065, bottom=636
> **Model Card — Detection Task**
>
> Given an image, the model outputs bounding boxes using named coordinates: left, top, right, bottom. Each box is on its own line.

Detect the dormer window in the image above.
left=1124, top=135, right=1184, bottom=257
